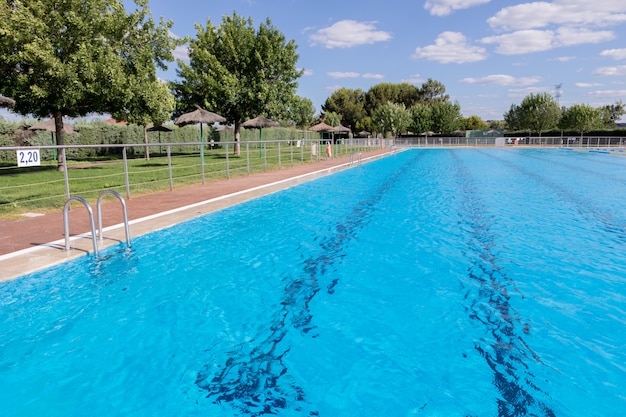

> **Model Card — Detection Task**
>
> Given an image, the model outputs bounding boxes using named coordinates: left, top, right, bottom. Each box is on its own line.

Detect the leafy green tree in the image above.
left=600, top=100, right=625, bottom=126
left=559, top=103, right=604, bottom=139
left=504, top=104, right=523, bottom=131
left=489, top=120, right=506, bottom=129
left=364, top=83, right=420, bottom=117
left=112, top=80, right=175, bottom=159
left=285, top=96, right=315, bottom=129
left=322, top=88, right=366, bottom=132
left=0, top=0, right=176, bottom=169
left=355, top=117, right=375, bottom=135
left=418, top=78, right=450, bottom=104
left=517, top=92, right=561, bottom=137
left=430, top=101, right=462, bottom=134
left=172, top=12, right=302, bottom=155
left=462, top=115, right=489, bottom=130
left=372, top=102, right=411, bottom=137
left=322, top=111, right=342, bottom=127
left=408, top=103, right=433, bottom=134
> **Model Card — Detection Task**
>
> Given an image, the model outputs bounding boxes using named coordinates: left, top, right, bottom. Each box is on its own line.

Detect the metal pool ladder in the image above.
left=350, top=151, right=362, bottom=166
left=63, top=190, right=131, bottom=258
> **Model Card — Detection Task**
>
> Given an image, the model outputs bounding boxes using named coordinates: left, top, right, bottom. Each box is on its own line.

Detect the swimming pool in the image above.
left=1, top=148, right=625, bottom=416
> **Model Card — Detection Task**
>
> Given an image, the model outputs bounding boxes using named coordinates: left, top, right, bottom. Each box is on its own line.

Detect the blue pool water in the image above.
left=1, top=149, right=626, bottom=416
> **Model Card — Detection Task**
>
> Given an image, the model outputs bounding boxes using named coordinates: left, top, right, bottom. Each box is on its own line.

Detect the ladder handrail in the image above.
left=63, top=196, right=99, bottom=257
left=97, top=190, right=131, bottom=248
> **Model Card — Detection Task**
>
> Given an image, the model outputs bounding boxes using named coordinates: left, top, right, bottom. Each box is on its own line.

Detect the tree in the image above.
left=285, top=96, right=315, bottom=129
left=504, top=103, right=523, bottom=131
left=364, top=83, right=420, bottom=117
left=112, top=79, right=175, bottom=160
left=322, top=88, right=366, bottom=132
left=559, top=103, right=604, bottom=139
left=600, top=100, right=625, bottom=126
left=322, top=111, right=342, bottom=127
left=408, top=103, right=433, bottom=134
left=418, top=78, right=450, bottom=104
left=172, top=13, right=302, bottom=155
left=0, top=0, right=177, bottom=169
left=372, top=102, right=411, bottom=137
left=430, top=101, right=462, bottom=134
left=463, top=115, right=489, bottom=130
left=517, top=92, right=561, bottom=137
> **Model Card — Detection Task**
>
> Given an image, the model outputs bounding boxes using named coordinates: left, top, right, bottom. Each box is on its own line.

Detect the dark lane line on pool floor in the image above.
left=195, top=152, right=425, bottom=415
left=451, top=150, right=557, bottom=417
left=481, top=149, right=626, bottom=248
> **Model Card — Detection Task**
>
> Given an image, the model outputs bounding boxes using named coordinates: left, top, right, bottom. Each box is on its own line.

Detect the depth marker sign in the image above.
left=17, top=149, right=41, bottom=167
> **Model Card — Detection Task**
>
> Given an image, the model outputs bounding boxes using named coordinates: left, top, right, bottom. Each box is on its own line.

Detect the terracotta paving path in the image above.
left=0, top=149, right=391, bottom=259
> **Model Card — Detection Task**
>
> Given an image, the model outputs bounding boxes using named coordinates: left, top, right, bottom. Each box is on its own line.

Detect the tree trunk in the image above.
left=143, top=125, right=150, bottom=160
left=53, top=111, right=65, bottom=172
left=233, top=121, right=241, bottom=156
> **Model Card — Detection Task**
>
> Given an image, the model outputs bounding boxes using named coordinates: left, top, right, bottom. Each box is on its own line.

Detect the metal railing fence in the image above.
left=0, top=138, right=388, bottom=217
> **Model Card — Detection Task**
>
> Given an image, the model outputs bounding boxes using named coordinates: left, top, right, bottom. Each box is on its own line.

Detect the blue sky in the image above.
left=3, top=0, right=626, bottom=122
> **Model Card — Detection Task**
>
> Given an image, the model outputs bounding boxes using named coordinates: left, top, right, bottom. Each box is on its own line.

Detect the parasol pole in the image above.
left=259, top=128, right=263, bottom=157
left=51, top=132, right=57, bottom=161
left=200, top=123, right=206, bottom=183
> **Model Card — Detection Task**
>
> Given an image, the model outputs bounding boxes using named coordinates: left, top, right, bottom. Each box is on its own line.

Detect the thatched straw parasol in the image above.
left=0, top=96, right=16, bottom=108
left=308, top=121, right=334, bottom=132
left=147, top=125, right=173, bottom=154
left=174, top=105, right=226, bottom=165
left=174, top=104, right=226, bottom=127
left=28, top=118, right=75, bottom=134
left=330, top=124, right=350, bottom=133
left=243, top=116, right=279, bottom=156
left=28, top=118, right=75, bottom=160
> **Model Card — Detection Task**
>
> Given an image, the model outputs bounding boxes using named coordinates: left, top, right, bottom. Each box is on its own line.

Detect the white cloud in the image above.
left=402, top=74, right=425, bottom=84
left=325, top=85, right=342, bottom=93
left=556, top=27, right=615, bottom=46
left=587, top=89, right=626, bottom=98
left=424, top=0, right=491, bottom=16
left=600, top=48, right=626, bottom=60
left=507, top=86, right=547, bottom=98
left=327, top=71, right=360, bottom=79
left=363, top=73, right=385, bottom=79
left=173, top=44, right=189, bottom=61
left=554, top=56, right=576, bottom=62
left=169, top=30, right=189, bottom=61
left=413, top=32, right=487, bottom=63
left=487, top=0, right=626, bottom=32
left=309, top=20, right=392, bottom=49
left=460, top=74, right=542, bottom=86
left=593, top=65, right=626, bottom=76
left=576, top=82, right=602, bottom=87
left=481, top=27, right=614, bottom=55
left=482, top=30, right=555, bottom=54
left=300, top=68, right=314, bottom=76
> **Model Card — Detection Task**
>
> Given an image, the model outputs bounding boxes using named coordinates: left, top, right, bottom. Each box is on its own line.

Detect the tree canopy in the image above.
left=322, top=88, right=366, bottom=133
left=504, top=92, right=560, bottom=136
left=172, top=12, right=302, bottom=155
left=0, top=0, right=176, bottom=167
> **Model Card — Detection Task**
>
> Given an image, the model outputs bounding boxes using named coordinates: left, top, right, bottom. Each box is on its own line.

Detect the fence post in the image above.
left=225, top=142, right=230, bottom=179
left=167, top=146, right=173, bottom=191
left=246, top=142, right=250, bottom=175
left=278, top=141, right=281, bottom=168
left=200, top=144, right=205, bottom=185
left=62, top=148, right=70, bottom=199
left=123, top=147, right=130, bottom=199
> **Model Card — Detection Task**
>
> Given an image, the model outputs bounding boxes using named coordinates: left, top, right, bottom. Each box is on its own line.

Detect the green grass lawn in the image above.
left=0, top=142, right=362, bottom=219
